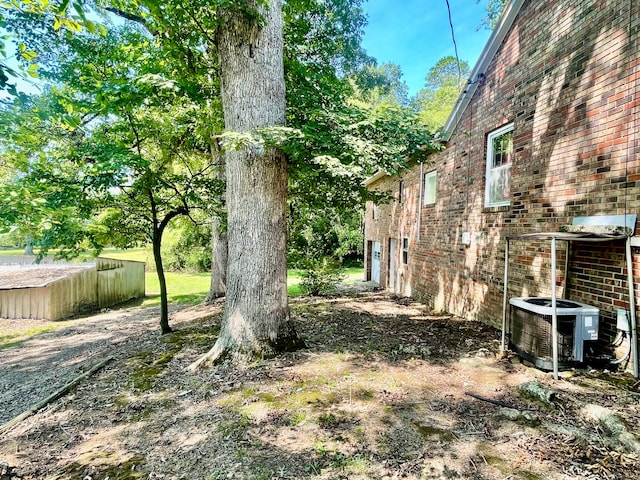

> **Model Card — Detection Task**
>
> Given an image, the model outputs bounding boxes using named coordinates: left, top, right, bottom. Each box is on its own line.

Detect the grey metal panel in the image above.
left=509, top=297, right=598, bottom=316
left=508, top=232, right=628, bottom=241
left=572, top=214, right=637, bottom=229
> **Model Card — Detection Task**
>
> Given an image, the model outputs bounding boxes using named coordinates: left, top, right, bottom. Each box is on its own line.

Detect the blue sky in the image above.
left=3, top=1, right=493, bottom=99
left=361, top=0, right=493, bottom=95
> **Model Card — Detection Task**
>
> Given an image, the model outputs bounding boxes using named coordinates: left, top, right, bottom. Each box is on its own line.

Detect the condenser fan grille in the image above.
left=509, top=297, right=599, bottom=371
left=510, top=308, right=574, bottom=368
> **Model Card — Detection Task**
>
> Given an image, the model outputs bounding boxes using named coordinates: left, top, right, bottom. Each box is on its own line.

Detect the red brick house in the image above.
left=364, top=0, right=640, bottom=366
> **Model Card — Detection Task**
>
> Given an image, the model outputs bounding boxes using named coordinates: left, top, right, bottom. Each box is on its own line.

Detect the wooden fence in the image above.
left=96, top=257, right=145, bottom=309
left=0, top=257, right=145, bottom=320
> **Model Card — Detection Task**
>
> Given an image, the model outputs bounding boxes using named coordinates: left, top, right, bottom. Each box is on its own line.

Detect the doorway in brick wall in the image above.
left=371, top=241, right=381, bottom=284
left=388, top=238, right=397, bottom=293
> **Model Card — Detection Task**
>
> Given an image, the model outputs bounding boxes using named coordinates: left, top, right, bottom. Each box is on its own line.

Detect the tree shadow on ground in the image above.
left=2, top=292, right=640, bottom=479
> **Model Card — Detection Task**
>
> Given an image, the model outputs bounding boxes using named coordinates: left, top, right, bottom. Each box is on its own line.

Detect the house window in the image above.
left=423, top=170, right=437, bottom=205
left=485, top=123, right=514, bottom=207
left=398, top=180, right=404, bottom=204
left=402, top=237, right=409, bottom=264
left=373, top=204, right=380, bottom=220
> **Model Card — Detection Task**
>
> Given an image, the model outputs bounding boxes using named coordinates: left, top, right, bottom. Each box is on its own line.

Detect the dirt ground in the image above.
left=1, top=290, right=640, bottom=480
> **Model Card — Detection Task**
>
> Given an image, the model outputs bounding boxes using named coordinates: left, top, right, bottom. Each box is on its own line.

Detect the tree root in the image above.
left=186, top=340, right=227, bottom=372
left=203, top=293, right=226, bottom=306
left=465, top=391, right=522, bottom=410
left=0, top=357, right=113, bottom=435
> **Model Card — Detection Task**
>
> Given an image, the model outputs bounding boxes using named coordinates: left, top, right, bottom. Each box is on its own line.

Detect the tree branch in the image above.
left=158, top=206, right=188, bottom=235
left=183, top=6, right=217, bottom=45
left=125, top=111, right=143, bottom=158
left=105, top=7, right=158, bottom=36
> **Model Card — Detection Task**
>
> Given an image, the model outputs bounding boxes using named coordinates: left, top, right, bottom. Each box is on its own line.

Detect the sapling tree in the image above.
left=0, top=23, right=223, bottom=333
left=3, top=0, right=442, bottom=362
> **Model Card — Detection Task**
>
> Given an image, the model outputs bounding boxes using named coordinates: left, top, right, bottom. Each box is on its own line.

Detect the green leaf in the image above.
left=26, top=64, right=39, bottom=78
left=73, top=2, right=86, bottom=21
left=21, top=50, right=38, bottom=62
left=56, top=0, right=70, bottom=14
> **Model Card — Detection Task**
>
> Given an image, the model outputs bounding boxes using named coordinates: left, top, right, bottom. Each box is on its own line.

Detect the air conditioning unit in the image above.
left=509, top=297, right=599, bottom=370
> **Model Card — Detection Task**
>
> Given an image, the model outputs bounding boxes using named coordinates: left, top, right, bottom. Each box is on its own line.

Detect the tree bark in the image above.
left=206, top=157, right=227, bottom=302
left=152, top=203, right=186, bottom=335
left=153, top=226, right=172, bottom=335
left=206, top=215, right=228, bottom=302
left=24, top=239, right=34, bottom=256
left=189, top=0, right=302, bottom=369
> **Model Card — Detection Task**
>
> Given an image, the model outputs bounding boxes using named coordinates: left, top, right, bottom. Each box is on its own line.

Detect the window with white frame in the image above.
left=402, top=237, right=409, bottom=265
left=423, top=170, right=437, bottom=205
left=373, top=204, right=380, bottom=220
left=398, top=180, right=404, bottom=203
left=485, top=123, right=514, bottom=207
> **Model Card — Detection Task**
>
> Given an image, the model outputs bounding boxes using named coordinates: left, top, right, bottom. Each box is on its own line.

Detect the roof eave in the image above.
left=363, top=170, right=389, bottom=187
left=441, top=0, right=526, bottom=141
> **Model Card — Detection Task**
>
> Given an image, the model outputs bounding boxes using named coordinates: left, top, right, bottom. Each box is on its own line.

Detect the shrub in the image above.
left=163, top=220, right=212, bottom=272
left=299, top=257, right=345, bottom=296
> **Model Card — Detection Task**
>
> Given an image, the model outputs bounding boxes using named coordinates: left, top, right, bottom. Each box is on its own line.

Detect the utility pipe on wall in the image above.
left=417, top=163, right=424, bottom=242
left=564, top=242, right=571, bottom=300
left=625, top=237, right=638, bottom=378
left=501, top=239, right=510, bottom=352
left=551, top=237, right=559, bottom=381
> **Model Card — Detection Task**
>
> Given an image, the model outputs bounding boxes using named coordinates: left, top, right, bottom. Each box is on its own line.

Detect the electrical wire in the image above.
left=444, top=0, right=463, bottom=88
left=610, top=332, right=631, bottom=365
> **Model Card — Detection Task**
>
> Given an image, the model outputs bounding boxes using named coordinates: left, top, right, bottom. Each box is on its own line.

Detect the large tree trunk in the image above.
left=24, top=237, right=34, bottom=256
left=206, top=212, right=227, bottom=301
left=206, top=159, right=227, bottom=302
left=189, top=0, right=302, bottom=368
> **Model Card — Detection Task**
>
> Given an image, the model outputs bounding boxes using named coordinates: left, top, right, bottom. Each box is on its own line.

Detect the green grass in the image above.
left=0, top=324, right=72, bottom=350
left=142, top=266, right=364, bottom=305
left=99, top=247, right=151, bottom=264
left=0, top=246, right=364, bottom=306
left=287, top=267, right=363, bottom=285
left=0, top=248, right=25, bottom=256
left=343, top=266, right=365, bottom=283
left=287, top=266, right=364, bottom=297
left=126, top=248, right=364, bottom=303
left=97, top=247, right=209, bottom=307
left=143, top=271, right=211, bottom=307
left=0, top=247, right=151, bottom=263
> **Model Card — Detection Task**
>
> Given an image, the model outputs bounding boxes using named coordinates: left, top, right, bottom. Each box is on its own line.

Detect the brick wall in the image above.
left=365, top=167, right=422, bottom=295
left=365, top=0, right=640, bottom=357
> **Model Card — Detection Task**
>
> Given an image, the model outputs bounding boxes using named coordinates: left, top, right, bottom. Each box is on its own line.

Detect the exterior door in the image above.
left=389, top=238, right=397, bottom=292
left=371, top=241, right=381, bottom=284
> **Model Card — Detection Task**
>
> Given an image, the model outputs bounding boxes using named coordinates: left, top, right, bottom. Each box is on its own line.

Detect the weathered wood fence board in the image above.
left=96, top=257, right=145, bottom=309
left=0, top=257, right=145, bottom=320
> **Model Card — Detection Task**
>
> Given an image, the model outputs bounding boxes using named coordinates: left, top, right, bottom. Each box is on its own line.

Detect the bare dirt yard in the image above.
left=1, top=290, right=640, bottom=480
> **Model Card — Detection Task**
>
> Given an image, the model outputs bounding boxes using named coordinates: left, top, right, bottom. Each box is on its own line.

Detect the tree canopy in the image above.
left=412, top=55, right=470, bottom=132
left=0, top=15, right=223, bottom=332
left=479, top=0, right=508, bottom=30
left=1, top=0, right=441, bottom=353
